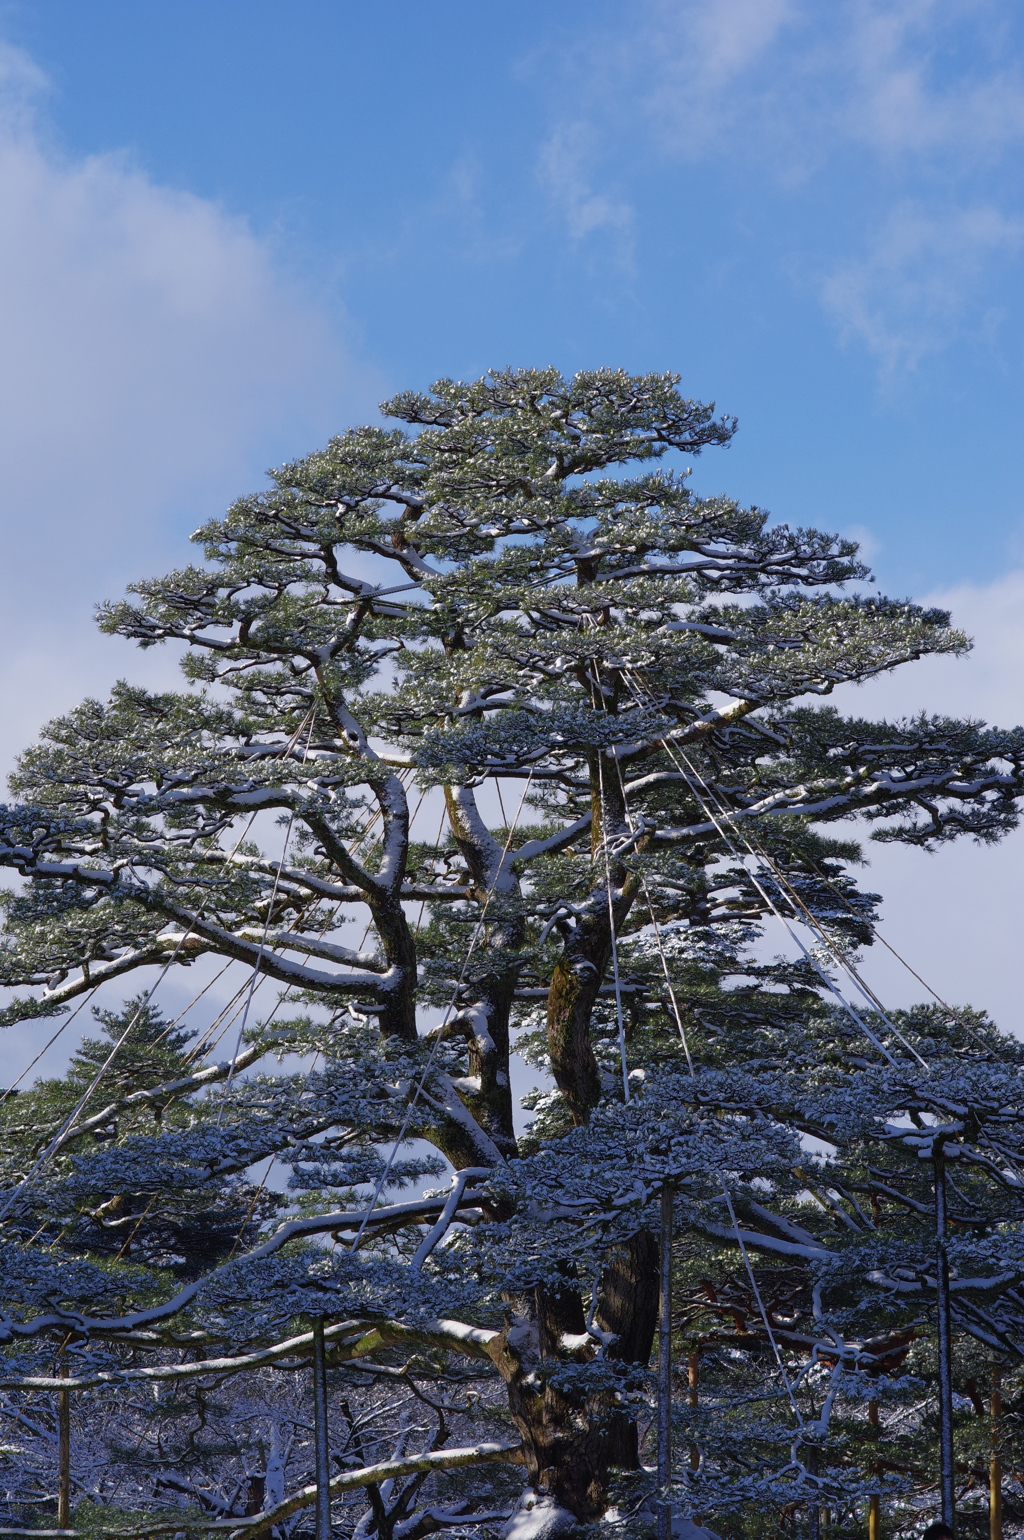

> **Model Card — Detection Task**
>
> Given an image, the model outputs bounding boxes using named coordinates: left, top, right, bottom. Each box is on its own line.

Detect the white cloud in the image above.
left=0, top=39, right=47, bottom=117
left=637, top=0, right=800, bottom=161
left=537, top=121, right=634, bottom=260
left=631, top=0, right=1024, bottom=168
left=812, top=570, right=1024, bottom=1036
left=838, top=2, right=1024, bottom=159
left=821, top=202, right=1024, bottom=370
left=549, top=1, right=1024, bottom=370
left=829, top=566, right=1024, bottom=729
left=0, top=47, right=380, bottom=773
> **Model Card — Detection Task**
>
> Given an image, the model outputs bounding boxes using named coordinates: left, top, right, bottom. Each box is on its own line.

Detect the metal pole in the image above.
left=990, top=1365, right=1002, bottom=1540
left=57, top=1355, right=70, bottom=1530
left=312, top=1316, right=331, bottom=1540
left=934, top=1149, right=955, bottom=1531
left=657, top=1185, right=673, bottom=1540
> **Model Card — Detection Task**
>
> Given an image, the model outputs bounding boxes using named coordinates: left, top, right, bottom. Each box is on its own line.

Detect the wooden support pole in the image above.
left=687, top=1351, right=699, bottom=1472
left=657, top=1185, right=674, bottom=1540
left=312, top=1317, right=331, bottom=1540
left=934, top=1149, right=956, bottom=1532
left=990, top=1365, right=1002, bottom=1540
left=56, top=1357, right=70, bottom=1531
left=868, top=1397, right=880, bottom=1540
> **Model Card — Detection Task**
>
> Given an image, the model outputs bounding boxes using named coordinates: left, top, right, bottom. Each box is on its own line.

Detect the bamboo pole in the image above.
left=657, top=1185, right=674, bottom=1540
left=56, top=1357, right=70, bottom=1531
left=312, top=1317, right=331, bottom=1540
left=990, top=1366, right=1002, bottom=1540
left=868, top=1397, right=880, bottom=1540
left=687, top=1351, right=699, bottom=1472
left=934, top=1148, right=956, bottom=1532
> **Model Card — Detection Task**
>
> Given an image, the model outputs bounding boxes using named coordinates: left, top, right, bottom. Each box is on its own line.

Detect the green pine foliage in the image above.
left=1, top=369, right=1024, bottom=1536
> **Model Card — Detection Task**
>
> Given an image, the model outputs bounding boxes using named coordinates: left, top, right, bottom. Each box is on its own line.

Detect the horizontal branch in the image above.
left=0, top=1195, right=495, bottom=1342
left=0, top=1319, right=367, bottom=1391
left=0, top=1442, right=525, bottom=1539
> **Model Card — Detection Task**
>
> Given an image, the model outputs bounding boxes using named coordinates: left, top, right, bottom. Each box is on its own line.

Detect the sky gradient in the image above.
left=2, top=0, right=1024, bottom=1074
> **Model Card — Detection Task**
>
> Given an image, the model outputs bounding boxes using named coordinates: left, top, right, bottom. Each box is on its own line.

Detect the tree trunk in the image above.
left=547, top=750, right=643, bottom=1125
left=496, top=1237, right=659, bottom=1527
left=370, top=894, right=419, bottom=1043
left=547, top=955, right=605, bottom=1126
left=57, top=1356, right=70, bottom=1530
left=935, top=1150, right=956, bottom=1531
left=437, top=784, right=525, bottom=1160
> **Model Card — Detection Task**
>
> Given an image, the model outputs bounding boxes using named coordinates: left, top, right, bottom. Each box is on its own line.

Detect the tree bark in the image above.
left=441, top=784, right=523, bottom=1158
left=547, top=750, right=643, bottom=1125
left=495, top=1237, right=659, bottom=1526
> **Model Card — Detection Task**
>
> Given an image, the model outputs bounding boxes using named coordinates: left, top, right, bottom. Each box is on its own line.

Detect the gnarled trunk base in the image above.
left=496, top=1233, right=659, bottom=1526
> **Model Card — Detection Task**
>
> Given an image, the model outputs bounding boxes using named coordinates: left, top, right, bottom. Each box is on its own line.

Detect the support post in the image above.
left=807, top=1445, right=820, bottom=1540
left=312, top=1316, right=331, bottom=1540
left=657, top=1185, right=674, bottom=1540
left=57, top=1355, right=70, bottom=1531
left=687, top=1351, right=699, bottom=1472
left=990, top=1365, right=1002, bottom=1540
left=934, top=1148, right=955, bottom=1532
left=868, top=1396, right=880, bottom=1540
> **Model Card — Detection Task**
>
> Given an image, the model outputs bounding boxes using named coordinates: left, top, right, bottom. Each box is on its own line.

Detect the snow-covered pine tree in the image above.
left=657, top=990, right=1024, bottom=1534
left=3, top=369, right=1024, bottom=1536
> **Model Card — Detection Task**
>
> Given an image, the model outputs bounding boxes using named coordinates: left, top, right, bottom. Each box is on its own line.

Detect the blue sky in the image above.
left=7, top=1, right=1024, bottom=589
left=2, top=0, right=1024, bottom=1068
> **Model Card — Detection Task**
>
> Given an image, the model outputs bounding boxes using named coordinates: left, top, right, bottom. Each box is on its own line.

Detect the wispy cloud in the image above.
left=0, top=39, right=49, bottom=128
left=632, top=0, right=1024, bottom=169
left=540, top=0, right=1024, bottom=371
left=822, top=203, right=1024, bottom=371
left=838, top=2, right=1024, bottom=159
left=536, top=121, right=634, bottom=264
left=637, top=0, right=802, bottom=162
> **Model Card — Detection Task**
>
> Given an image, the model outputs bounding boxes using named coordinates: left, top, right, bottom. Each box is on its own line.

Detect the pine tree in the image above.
left=3, top=369, right=1024, bottom=1536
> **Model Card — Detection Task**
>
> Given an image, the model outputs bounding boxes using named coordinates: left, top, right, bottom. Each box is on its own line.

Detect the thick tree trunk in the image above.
left=547, top=955, right=604, bottom=1126
left=597, top=1230, right=660, bottom=1469
left=495, top=1237, right=659, bottom=1528
left=371, top=896, right=419, bottom=1043
left=441, top=785, right=522, bottom=1157
left=547, top=748, right=643, bottom=1125
left=547, top=880, right=641, bottom=1125
left=459, top=978, right=518, bottom=1160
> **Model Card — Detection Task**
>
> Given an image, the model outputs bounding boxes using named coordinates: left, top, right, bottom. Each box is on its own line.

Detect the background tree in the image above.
left=2, top=369, right=1024, bottom=1537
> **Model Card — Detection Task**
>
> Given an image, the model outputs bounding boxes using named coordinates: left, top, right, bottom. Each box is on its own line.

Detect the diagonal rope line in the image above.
left=607, top=748, right=695, bottom=1079
left=687, top=763, right=932, bottom=1069
left=620, top=663, right=932, bottom=1069
left=805, top=857, right=994, bottom=1053
left=0, top=914, right=236, bottom=1222
left=218, top=710, right=318, bottom=1123
left=614, top=666, right=913, bottom=1072
left=0, top=703, right=321, bottom=1213
left=0, top=990, right=101, bottom=1113
left=670, top=737, right=930, bottom=1073
left=719, top=1176, right=803, bottom=1425
left=595, top=745, right=631, bottom=1105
